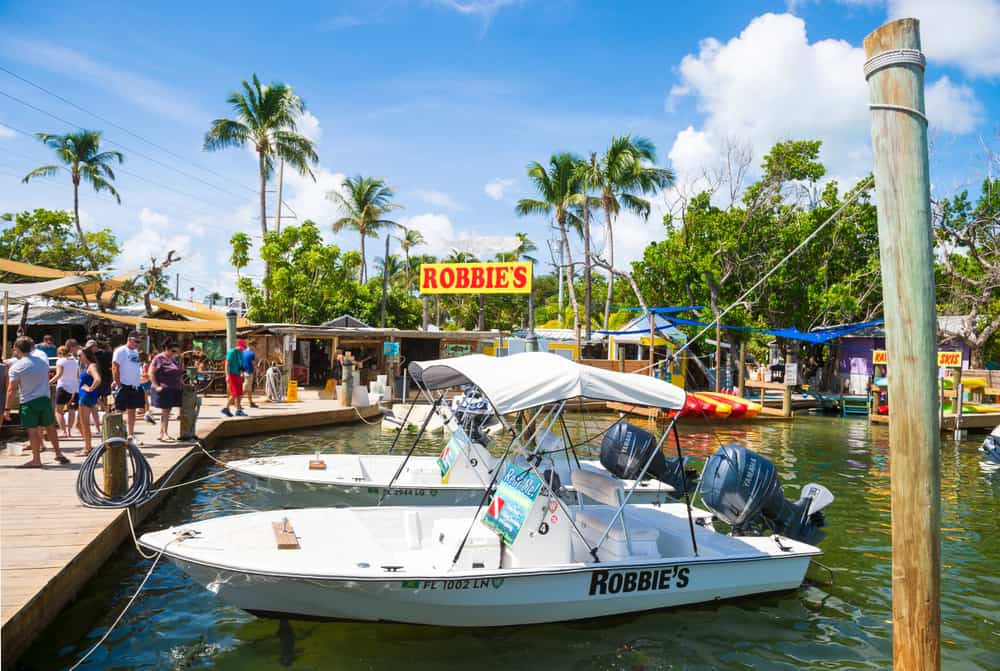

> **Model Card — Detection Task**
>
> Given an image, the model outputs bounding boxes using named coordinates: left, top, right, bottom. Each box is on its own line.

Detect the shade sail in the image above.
left=0, top=275, right=91, bottom=299
left=150, top=299, right=230, bottom=320
left=409, top=352, right=686, bottom=414
left=69, top=307, right=251, bottom=332
left=43, top=271, right=136, bottom=298
left=0, top=258, right=104, bottom=279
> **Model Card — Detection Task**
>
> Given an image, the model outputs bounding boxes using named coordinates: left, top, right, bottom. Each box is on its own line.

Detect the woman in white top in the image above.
left=52, top=345, right=80, bottom=438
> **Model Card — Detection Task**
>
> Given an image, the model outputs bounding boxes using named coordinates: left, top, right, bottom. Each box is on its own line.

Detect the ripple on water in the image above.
left=17, top=415, right=1000, bottom=671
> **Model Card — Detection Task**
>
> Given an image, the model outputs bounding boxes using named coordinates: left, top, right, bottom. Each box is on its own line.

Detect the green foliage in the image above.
left=230, top=232, right=252, bottom=278
left=633, top=140, right=881, bottom=345
left=233, top=220, right=421, bottom=327
left=0, top=209, right=120, bottom=279
left=329, top=175, right=402, bottom=282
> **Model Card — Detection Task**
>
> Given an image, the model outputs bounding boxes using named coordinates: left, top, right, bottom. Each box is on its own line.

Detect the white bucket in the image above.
left=5, top=443, right=24, bottom=457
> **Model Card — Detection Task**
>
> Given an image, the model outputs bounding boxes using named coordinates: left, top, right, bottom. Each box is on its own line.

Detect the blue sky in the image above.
left=1, top=0, right=997, bottom=300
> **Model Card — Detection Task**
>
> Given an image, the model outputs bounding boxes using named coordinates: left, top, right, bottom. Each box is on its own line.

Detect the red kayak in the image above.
left=679, top=393, right=715, bottom=417
left=700, top=392, right=748, bottom=418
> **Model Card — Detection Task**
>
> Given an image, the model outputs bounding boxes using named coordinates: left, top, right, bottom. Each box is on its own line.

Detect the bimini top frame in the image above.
left=409, top=352, right=687, bottom=415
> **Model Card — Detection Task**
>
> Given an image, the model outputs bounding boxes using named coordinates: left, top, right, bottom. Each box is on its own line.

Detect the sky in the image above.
left=1, top=0, right=997, bottom=301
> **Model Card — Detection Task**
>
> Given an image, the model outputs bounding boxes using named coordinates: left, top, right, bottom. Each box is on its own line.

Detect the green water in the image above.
left=18, top=416, right=1000, bottom=670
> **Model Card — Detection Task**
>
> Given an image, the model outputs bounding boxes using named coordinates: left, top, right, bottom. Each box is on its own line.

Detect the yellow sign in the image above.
left=419, top=262, right=532, bottom=295
left=872, top=350, right=963, bottom=367
left=937, top=351, right=962, bottom=367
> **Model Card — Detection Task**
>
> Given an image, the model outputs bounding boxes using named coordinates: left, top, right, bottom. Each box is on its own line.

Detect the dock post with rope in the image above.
left=864, top=17, right=940, bottom=670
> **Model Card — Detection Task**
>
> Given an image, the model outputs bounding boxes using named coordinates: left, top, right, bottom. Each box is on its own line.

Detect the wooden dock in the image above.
left=0, top=391, right=380, bottom=670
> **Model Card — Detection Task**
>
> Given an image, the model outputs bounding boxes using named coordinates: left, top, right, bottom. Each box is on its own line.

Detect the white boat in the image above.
left=381, top=402, right=447, bottom=433
left=229, top=383, right=688, bottom=507
left=981, top=425, right=1000, bottom=469
left=142, top=353, right=833, bottom=626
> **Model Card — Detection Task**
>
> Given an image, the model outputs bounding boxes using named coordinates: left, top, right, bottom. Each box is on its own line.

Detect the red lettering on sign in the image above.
left=512, top=265, right=528, bottom=289
left=495, top=267, right=509, bottom=287
left=456, top=266, right=470, bottom=289
left=422, top=266, right=438, bottom=289
left=440, top=267, right=455, bottom=288
left=471, top=265, right=485, bottom=289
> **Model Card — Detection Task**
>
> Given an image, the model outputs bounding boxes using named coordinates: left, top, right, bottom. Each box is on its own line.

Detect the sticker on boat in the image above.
left=482, top=465, right=543, bottom=543
left=588, top=566, right=691, bottom=595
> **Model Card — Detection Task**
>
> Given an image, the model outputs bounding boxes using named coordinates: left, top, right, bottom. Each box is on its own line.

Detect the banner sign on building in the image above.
left=872, top=350, right=888, bottom=365
left=872, top=349, right=963, bottom=368
left=420, top=262, right=532, bottom=295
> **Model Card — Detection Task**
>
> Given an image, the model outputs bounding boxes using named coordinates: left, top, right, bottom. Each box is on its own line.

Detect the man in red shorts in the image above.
left=222, top=339, right=247, bottom=417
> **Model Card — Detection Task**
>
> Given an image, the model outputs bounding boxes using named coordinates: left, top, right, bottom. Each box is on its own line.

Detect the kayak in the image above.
left=942, top=401, right=1000, bottom=414
left=943, top=377, right=987, bottom=391
left=671, top=393, right=715, bottom=418
left=699, top=392, right=747, bottom=418
left=691, top=393, right=732, bottom=418
left=707, top=392, right=762, bottom=418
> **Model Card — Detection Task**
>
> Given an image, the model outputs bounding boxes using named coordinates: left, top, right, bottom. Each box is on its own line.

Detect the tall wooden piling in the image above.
left=864, top=18, right=940, bottom=670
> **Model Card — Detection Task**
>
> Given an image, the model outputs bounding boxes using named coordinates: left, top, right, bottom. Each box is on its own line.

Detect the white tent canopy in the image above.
left=409, top=352, right=686, bottom=414
left=0, top=275, right=91, bottom=299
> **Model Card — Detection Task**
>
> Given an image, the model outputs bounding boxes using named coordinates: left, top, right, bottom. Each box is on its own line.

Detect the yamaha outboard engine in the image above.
left=700, top=444, right=833, bottom=545
left=981, top=429, right=1000, bottom=465
left=599, top=421, right=698, bottom=495
left=453, top=386, right=494, bottom=444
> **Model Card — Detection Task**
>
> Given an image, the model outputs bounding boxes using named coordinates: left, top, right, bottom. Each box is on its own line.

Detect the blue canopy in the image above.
left=660, top=317, right=884, bottom=344
left=616, top=305, right=704, bottom=314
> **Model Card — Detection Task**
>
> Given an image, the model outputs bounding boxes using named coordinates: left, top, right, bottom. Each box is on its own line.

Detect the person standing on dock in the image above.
left=4, top=336, right=70, bottom=467
left=222, top=340, right=247, bottom=417
left=149, top=339, right=183, bottom=441
left=112, top=331, right=146, bottom=443
left=242, top=340, right=258, bottom=409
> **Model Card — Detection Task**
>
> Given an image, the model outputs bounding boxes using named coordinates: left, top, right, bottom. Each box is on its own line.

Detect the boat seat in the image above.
left=570, top=468, right=660, bottom=560
left=575, top=506, right=659, bottom=543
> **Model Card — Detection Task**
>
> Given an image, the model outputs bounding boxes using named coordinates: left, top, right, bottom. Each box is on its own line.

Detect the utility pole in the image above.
left=175, top=274, right=180, bottom=300
left=381, top=233, right=391, bottom=328
left=864, top=18, right=940, bottom=670
left=275, top=159, right=285, bottom=235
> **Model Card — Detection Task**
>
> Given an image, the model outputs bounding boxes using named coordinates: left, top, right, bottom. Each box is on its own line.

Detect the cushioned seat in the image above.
left=576, top=506, right=659, bottom=543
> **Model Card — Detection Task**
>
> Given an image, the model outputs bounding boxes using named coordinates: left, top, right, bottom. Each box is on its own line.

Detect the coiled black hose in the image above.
left=75, top=437, right=155, bottom=508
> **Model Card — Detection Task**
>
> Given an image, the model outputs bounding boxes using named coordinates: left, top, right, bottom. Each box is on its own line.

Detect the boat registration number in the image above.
left=367, top=487, right=439, bottom=497
left=588, top=566, right=690, bottom=596
left=401, top=578, right=505, bottom=590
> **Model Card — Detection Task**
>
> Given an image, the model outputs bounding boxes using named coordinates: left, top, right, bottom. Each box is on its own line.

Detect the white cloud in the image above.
left=296, top=110, right=322, bottom=142
left=484, top=177, right=516, bottom=200
left=398, top=213, right=457, bottom=257
left=282, top=166, right=347, bottom=228
left=925, top=76, right=982, bottom=134
left=4, top=38, right=207, bottom=125
left=665, top=13, right=871, bottom=192
left=413, top=188, right=462, bottom=210
left=429, top=0, right=523, bottom=33
left=0, top=125, right=15, bottom=140
left=889, top=0, right=1000, bottom=78
left=119, top=208, right=194, bottom=271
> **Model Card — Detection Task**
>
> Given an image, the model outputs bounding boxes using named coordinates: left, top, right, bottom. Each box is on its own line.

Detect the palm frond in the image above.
left=21, top=165, right=62, bottom=183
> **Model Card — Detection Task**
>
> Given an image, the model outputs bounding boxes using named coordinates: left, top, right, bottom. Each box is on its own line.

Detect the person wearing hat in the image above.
left=112, top=331, right=146, bottom=441
left=222, top=339, right=248, bottom=417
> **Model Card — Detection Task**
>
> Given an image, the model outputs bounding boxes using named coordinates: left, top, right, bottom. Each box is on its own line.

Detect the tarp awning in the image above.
left=43, top=271, right=137, bottom=298
left=150, top=299, right=231, bottom=321
left=409, top=352, right=686, bottom=414
left=661, top=317, right=885, bottom=344
left=0, top=275, right=92, bottom=299
left=0, top=258, right=104, bottom=279
left=69, top=307, right=251, bottom=332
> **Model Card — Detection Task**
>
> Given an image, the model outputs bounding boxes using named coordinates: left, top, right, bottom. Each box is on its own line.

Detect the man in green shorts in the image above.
left=4, top=336, right=69, bottom=468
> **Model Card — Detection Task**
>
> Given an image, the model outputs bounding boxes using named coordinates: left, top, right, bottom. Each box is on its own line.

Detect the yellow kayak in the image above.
left=712, top=392, right=763, bottom=418
left=943, top=377, right=987, bottom=391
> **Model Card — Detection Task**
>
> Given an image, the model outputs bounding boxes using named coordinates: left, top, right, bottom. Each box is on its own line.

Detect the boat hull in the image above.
left=167, top=554, right=812, bottom=626
left=234, top=468, right=674, bottom=508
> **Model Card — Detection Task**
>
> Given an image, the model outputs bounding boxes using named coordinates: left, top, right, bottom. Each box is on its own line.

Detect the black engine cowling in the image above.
left=981, top=432, right=1000, bottom=465
left=599, top=421, right=698, bottom=495
left=700, top=444, right=833, bottom=545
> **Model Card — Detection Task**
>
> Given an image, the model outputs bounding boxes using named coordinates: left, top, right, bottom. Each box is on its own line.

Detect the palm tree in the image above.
left=515, top=153, right=582, bottom=335
left=22, top=130, right=124, bottom=255
left=398, top=227, right=426, bottom=290
left=513, top=231, right=538, bottom=262
left=203, top=73, right=318, bottom=239
left=328, top=175, right=402, bottom=282
left=573, top=153, right=605, bottom=340
left=591, top=136, right=674, bottom=329
left=374, top=253, right=406, bottom=287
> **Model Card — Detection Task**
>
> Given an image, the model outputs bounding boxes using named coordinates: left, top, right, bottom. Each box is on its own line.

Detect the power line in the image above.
left=0, top=87, right=250, bottom=201
left=0, top=121, right=225, bottom=217
left=0, top=65, right=258, bottom=197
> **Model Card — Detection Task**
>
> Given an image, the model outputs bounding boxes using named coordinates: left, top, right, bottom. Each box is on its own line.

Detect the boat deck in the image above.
left=0, top=391, right=380, bottom=670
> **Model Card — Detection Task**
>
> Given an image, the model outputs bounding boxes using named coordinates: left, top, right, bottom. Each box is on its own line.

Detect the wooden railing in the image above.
left=743, top=380, right=793, bottom=417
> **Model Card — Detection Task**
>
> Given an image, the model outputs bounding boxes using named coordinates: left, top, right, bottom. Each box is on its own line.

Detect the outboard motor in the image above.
left=700, top=444, right=833, bottom=545
left=453, top=386, right=494, bottom=444
left=599, top=421, right=698, bottom=495
left=981, top=429, right=1000, bottom=465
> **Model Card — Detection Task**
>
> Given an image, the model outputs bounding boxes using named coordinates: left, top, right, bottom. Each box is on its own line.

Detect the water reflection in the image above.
left=18, top=415, right=1000, bottom=671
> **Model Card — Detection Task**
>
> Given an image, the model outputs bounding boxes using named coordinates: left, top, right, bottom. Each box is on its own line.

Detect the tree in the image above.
left=588, top=135, right=673, bottom=329
left=328, top=175, right=402, bottom=282
left=204, top=73, right=318, bottom=241
left=374, top=253, right=406, bottom=288
left=934, top=176, right=1000, bottom=367
left=573, top=153, right=605, bottom=339
left=516, top=153, right=582, bottom=337
left=397, top=227, right=425, bottom=290
left=21, top=130, right=124, bottom=267
left=230, top=232, right=252, bottom=282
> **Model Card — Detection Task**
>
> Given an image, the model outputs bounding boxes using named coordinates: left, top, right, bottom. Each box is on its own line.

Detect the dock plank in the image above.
left=0, top=392, right=380, bottom=670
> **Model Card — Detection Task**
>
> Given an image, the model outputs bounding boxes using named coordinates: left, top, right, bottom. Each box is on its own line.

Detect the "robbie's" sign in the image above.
left=419, top=262, right=532, bottom=295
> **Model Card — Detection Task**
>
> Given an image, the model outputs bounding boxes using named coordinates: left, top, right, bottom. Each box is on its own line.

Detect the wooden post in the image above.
left=714, top=322, right=722, bottom=392
left=781, top=384, right=791, bottom=418
left=101, top=412, right=127, bottom=497
left=865, top=18, right=940, bottom=670
left=648, top=312, right=655, bottom=377
left=951, top=365, right=964, bottom=439
left=737, top=340, right=746, bottom=395
left=422, top=295, right=429, bottom=330
left=343, top=353, right=354, bottom=407
left=2, top=290, right=8, bottom=359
